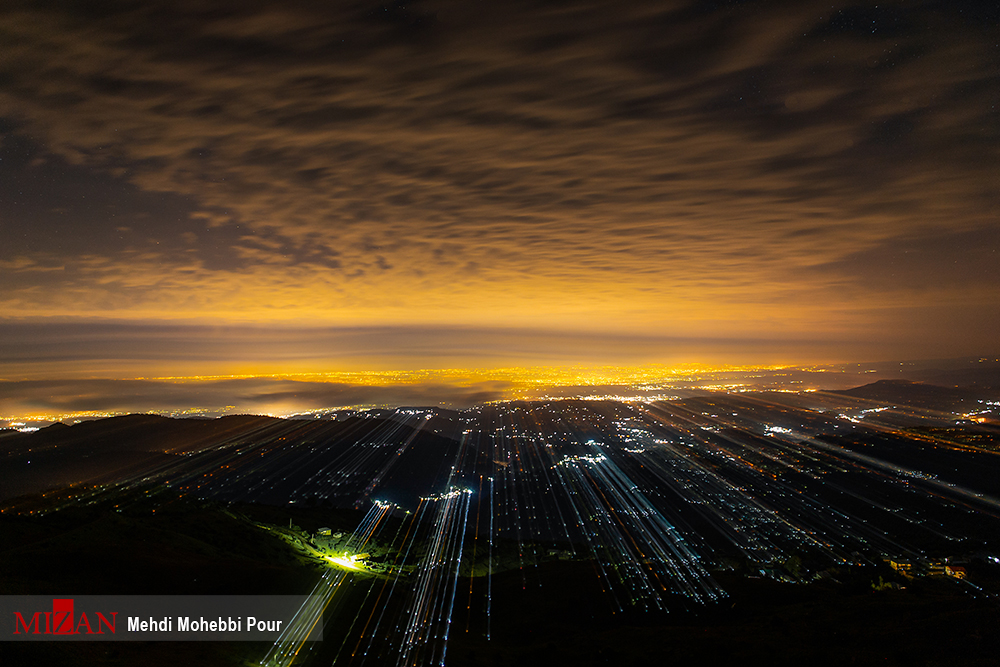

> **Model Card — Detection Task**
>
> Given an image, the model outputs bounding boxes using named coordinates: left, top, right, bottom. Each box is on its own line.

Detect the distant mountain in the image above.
left=832, top=379, right=999, bottom=411
left=836, top=357, right=1000, bottom=389
left=909, top=366, right=1000, bottom=389
left=0, top=411, right=465, bottom=506
left=0, top=413, right=283, bottom=458
left=0, top=414, right=285, bottom=501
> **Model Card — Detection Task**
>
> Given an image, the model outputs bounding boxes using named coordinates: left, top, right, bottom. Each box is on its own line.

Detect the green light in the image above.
left=326, top=554, right=364, bottom=571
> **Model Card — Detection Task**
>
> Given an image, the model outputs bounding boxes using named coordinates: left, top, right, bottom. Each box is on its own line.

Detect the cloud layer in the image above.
left=0, top=0, right=997, bottom=357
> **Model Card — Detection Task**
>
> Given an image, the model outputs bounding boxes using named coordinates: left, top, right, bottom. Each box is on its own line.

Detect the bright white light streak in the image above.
left=396, top=488, right=472, bottom=667
left=260, top=501, right=393, bottom=667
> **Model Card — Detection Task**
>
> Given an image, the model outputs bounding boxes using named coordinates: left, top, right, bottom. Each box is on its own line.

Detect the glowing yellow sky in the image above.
left=0, top=362, right=835, bottom=423
left=0, top=0, right=997, bottom=383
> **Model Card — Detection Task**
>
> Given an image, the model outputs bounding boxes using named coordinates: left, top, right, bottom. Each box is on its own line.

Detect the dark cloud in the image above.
left=0, top=0, right=996, bottom=355
left=0, top=321, right=866, bottom=381
left=0, top=377, right=509, bottom=415
left=810, top=226, right=1000, bottom=291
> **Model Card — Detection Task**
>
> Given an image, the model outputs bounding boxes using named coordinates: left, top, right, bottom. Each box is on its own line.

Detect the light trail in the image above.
left=395, top=488, right=472, bottom=667
left=260, top=568, right=351, bottom=667
left=8, top=392, right=1000, bottom=663
left=260, top=500, right=394, bottom=667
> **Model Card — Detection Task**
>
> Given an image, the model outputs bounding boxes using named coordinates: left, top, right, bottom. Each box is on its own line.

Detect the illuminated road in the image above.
left=10, top=396, right=1000, bottom=665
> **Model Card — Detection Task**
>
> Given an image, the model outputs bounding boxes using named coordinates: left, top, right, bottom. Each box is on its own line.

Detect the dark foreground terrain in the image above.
left=3, top=384, right=1000, bottom=666
left=1, top=491, right=998, bottom=667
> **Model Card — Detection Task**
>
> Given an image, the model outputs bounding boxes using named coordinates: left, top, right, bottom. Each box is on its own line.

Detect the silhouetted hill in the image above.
left=1, top=413, right=283, bottom=457
left=0, top=414, right=285, bottom=501
left=910, top=366, right=1000, bottom=389
left=0, top=412, right=464, bottom=506
left=832, top=380, right=998, bottom=411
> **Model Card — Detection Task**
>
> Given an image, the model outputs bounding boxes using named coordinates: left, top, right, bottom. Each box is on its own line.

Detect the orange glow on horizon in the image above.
left=0, top=362, right=842, bottom=424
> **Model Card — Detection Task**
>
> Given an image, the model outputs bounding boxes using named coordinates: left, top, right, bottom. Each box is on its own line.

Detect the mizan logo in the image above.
left=13, top=599, right=117, bottom=635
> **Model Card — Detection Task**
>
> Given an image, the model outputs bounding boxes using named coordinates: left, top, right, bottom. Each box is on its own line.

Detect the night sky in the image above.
left=1, top=0, right=998, bottom=413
